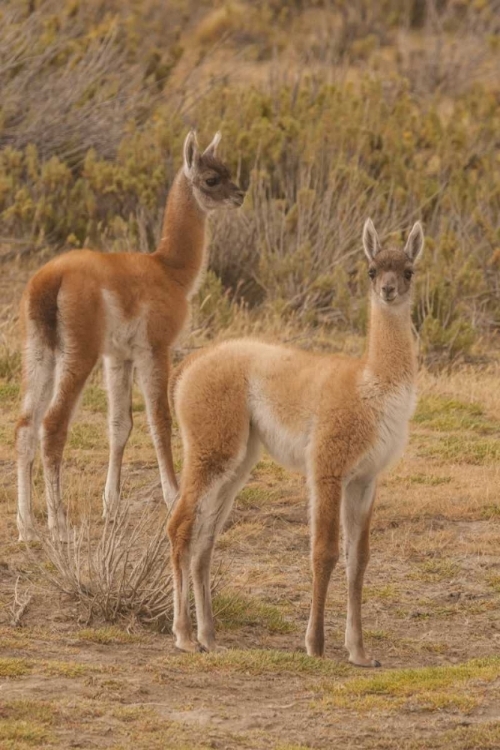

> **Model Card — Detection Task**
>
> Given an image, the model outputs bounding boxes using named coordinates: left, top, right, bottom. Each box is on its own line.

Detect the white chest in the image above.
left=354, top=384, right=417, bottom=480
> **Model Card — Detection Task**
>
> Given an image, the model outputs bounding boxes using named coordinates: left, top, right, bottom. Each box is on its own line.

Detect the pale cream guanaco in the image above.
left=167, top=219, right=424, bottom=666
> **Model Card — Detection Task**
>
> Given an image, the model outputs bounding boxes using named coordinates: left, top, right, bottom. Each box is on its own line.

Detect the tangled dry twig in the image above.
left=31, top=503, right=173, bottom=631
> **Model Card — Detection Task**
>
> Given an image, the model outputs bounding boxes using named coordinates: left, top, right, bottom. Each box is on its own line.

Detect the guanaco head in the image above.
left=363, top=219, right=424, bottom=306
left=182, top=131, right=245, bottom=211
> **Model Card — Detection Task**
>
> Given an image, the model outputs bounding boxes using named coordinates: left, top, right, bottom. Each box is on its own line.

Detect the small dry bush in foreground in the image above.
left=30, top=503, right=173, bottom=631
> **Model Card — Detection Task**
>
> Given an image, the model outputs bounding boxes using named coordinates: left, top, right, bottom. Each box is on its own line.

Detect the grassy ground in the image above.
left=1, top=262, right=500, bottom=749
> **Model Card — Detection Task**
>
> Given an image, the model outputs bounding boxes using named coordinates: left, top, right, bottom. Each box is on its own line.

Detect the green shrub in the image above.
left=1, top=1, right=499, bottom=361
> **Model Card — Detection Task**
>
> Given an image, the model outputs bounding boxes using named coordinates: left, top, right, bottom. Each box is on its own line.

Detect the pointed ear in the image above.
left=183, top=131, right=199, bottom=177
left=202, top=131, right=222, bottom=158
left=363, top=218, right=381, bottom=261
left=404, top=221, right=424, bottom=263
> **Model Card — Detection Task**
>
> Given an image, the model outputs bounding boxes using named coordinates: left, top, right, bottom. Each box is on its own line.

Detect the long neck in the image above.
left=365, top=294, right=417, bottom=386
left=154, top=169, right=207, bottom=294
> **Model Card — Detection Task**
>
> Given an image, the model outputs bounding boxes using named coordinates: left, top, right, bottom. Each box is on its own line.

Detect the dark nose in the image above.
left=233, top=187, right=246, bottom=205
left=382, top=284, right=395, bottom=295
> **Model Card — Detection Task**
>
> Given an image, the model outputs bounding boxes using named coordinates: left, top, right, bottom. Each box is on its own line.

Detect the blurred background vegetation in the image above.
left=1, top=0, right=499, bottom=363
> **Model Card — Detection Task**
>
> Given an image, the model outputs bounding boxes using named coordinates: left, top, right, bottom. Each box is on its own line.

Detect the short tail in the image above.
left=22, top=267, right=63, bottom=352
left=169, top=349, right=205, bottom=415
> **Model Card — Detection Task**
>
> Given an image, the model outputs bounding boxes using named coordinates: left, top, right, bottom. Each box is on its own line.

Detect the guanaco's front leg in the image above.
left=305, top=474, right=341, bottom=657
left=342, top=477, right=380, bottom=667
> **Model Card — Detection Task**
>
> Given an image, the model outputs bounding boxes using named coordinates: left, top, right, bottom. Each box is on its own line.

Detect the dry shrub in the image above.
left=1, top=0, right=500, bottom=362
left=0, top=3, right=160, bottom=163
left=9, top=577, right=33, bottom=628
left=32, top=503, right=173, bottom=631
left=396, top=0, right=500, bottom=96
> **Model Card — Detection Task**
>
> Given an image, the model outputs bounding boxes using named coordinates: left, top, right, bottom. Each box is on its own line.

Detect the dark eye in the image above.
left=404, top=269, right=414, bottom=280
left=368, top=268, right=376, bottom=279
left=205, top=176, right=220, bottom=187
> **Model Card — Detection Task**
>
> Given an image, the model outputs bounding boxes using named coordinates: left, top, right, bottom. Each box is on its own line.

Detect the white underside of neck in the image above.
left=351, top=379, right=417, bottom=481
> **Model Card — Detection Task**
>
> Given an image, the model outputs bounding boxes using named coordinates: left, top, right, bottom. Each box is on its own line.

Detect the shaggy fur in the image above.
left=167, top=219, right=424, bottom=666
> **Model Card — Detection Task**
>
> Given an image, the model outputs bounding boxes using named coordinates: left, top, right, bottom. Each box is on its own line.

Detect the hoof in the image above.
left=349, top=656, right=382, bottom=668
left=198, top=641, right=225, bottom=653
left=174, top=639, right=207, bottom=654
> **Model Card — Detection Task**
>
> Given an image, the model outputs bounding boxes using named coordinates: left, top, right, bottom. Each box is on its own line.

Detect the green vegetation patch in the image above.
left=41, top=659, right=108, bottom=678
left=0, top=700, right=60, bottom=748
left=0, top=719, right=54, bottom=748
left=486, top=574, right=500, bottom=594
left=237, top=485, right=269, bottom=508
left=160, top=649, right=349, bottom=678
left=214, top=592, right=295, bottom=634
left=411, top=558, right=461, bottom=582
left=320, top=657, right=500, bottom=713
left=68, top=422, right=105, bottom=450
left=390, top=473, right=453, bottom=487
left=0, top=350, right=22, bottom=381
left=1, top=700, right=57, bottom=724
left=416, top=434, right=500, bottom=465
left=481, top=503, right=500, bottom=519
left=82, top=385, right=108, bottom=413
left=363, top=585, right=399, bottom=602
left=0, top=381, right=20, bottom=402
left=414, top=396, right=498, bottom=434
left=0, top=656, right=108, bottom=679
left=0, top=658, right=32, bottom=678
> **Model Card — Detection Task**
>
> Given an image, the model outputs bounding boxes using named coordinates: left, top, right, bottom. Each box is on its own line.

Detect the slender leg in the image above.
left=168, top=430, right=258, bottom=653
left=167, top=483, right=203, bottom=652
left=41, top=353, right=98, bottom=540
left=342, top=477, right=379, bottom=667
left=305, top=474, right=342, bottom=658
left=136, top=349, right=178, bottom=507
left=191, top=431, right=260, bottom=651
left=103, top=357, right=134, bottom=517
left=16, top=341, right=55, bottom=541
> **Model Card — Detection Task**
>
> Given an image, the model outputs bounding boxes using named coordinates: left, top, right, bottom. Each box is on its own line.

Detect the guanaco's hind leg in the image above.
left=41, top=348, right=99, bottom=541
left=168, top=428, right=258, bottom=653
left=168, top=471, right=241, bottom=652
left=342, top=477, right=379, bottom=667
left=16, top=337, right=55, bottom=541
left=305, top=474, right=342, bottom=657
left=191, top=430, right=261, bottom=651
left=167, top=482, right=199, bottom=652
left=103, top=357, right=134, bottom=517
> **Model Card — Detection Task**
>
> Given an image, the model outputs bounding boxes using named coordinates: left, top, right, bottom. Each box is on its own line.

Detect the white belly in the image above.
left=101, top=290, right=149, bottom=360
left=248, top=382, right=309, bottom=473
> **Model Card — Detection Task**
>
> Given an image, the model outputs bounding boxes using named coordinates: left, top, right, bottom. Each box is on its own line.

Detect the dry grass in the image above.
left=1, top=259, right=499, bottom=745
left=1, top=4, right=500, bottom=744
